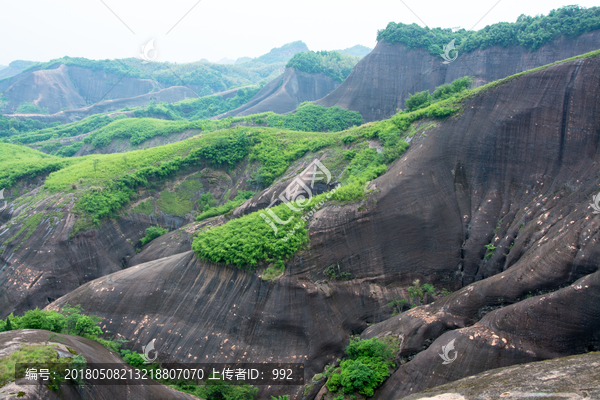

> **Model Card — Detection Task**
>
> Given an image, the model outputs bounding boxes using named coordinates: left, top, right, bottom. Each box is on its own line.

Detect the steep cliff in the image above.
left=317, top=30, right=600, bottom=121
left=217, top=67, right=342, bottom=117
left=41, top=53, right=600, bottom=398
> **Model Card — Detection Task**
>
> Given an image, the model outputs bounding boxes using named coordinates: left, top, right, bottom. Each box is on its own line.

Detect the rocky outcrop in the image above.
left=316, top=30, right=600, bottom=121
left=7, top=85, right=253, bottom=125
left=400, top=351, right=600, bottom=400
left=0, top=161, right=259, bottom=317
left=0, top=60, right=37, bottom=80
left=0, top=329, right=198, bottom=399
left=217, top=68, right=342, bottom=118
left=44, top=54, right=600, bottom=398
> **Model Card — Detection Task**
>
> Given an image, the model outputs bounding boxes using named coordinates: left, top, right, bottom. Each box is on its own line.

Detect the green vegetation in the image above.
left=3, top=114, right=116, bottom=144
left=120, top=354, right=258, bottom=399
left=15, top=101, right=48, bottom=115
left=156, top=190, right=194, bottom=216
left=192, top=201, right=309, bottom=268
left=326, top=336, right=399, bottom=397
left=262, top=260, right=286, bottom=281
left=378, top=6, right=600, bottom=54
left=0, top=345, right=86, bottom=390
left=140, top=226, right=168, bottom=246
left=2, top=212, right=63, bottom=252
left=266, top=103, right=363, bottom=132
left=386, top=297, right=408, bottom=315
left=409, top=280, right=434, bottom=303
left=20, top=41, right=305, bottom=98
left=248, top=133, right=334, bottom=186
left=132, top=199, right=154, bottom=215
left=406, top=76, right=472, bottom=111
left=484, top=243, right=497, bottom=260
left=196, top=190, right=254, bottom=221
left=286, top=50, right=360, bottom=82
left=133, top=86, right=261, bottom=121
left=323, top=264, right=352, bottom=281
left=407, top=279, right=435, bottom=305
left=0, top=143, right=74, bottom=190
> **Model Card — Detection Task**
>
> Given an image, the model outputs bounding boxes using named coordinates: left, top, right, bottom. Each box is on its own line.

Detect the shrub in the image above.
left=266, top=104, right=363, bottom=132
left=405, top=90, right=432, bottom=111
left=286, top=50, right=359, bottom=82
left=140, top=226, right=168, bottom=246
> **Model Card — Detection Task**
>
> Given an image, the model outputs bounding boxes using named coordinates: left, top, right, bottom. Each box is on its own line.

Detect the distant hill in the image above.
left=252, top=40, right=309, bottom=64
left=218, top=50, right=360, bottom=118
left=0, top=60, right=38, bottom=80
left=217, top=57, right=236, bottom=65
left=0, top=42, right=310, bottom=117
left=335, top=45, right=372, bottom=58
left=235, top=57, right=253, bottom=64
left=317, top=5, right=600, bottom=121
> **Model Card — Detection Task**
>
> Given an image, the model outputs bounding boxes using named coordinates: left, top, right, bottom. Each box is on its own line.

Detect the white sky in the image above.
left=0, top=0, right=598, bottom=65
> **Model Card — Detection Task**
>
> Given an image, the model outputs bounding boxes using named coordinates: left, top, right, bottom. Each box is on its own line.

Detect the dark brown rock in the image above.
left=0, top=329, right=199, bottom=399
left=316, top=31, right=600, bottom=121
left=217, top=68, right=342, bottom=118
left=399, top=351, right=600, bottom=400
left=13, top=52, right=600, bottom=399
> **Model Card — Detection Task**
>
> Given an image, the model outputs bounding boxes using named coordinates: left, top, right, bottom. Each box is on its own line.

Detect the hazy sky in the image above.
left=1, top=0, right=597, bottom=65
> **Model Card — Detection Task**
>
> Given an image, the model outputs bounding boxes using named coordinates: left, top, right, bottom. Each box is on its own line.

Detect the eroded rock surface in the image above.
left=317, top=30, right=600, bottom=121
left=45, top=55, right=600, bottom=398
left=0, top=329, right=199, bottom=400
left=399, top=351, right=600, bottom=400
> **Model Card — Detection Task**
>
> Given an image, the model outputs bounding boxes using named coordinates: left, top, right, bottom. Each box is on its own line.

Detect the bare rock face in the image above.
left=217, top=68, right=342, bottom=118
left=316, top=30, right=600, bottom=122
left=1, top=64, right=158, bottom=114
left=9, top=85, right=248, bottom=125
left=399, top=351, right=600, bottom=400
left=45, top=55, right=600, bottom=398
left=0, top=329, right=199, bottom=399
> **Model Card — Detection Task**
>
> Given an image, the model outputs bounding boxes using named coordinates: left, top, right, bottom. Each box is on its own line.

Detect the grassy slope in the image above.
left=2, top=49, right=598, bottom=265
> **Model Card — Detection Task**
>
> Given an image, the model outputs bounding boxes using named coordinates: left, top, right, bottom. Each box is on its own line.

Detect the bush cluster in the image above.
left=326, top=337, right=398, bottom=397
left=377, top=5, right=600, bottom=54
left=286, top=50, right=360, bottom=82
left=265, top=103, right=363, bottom=133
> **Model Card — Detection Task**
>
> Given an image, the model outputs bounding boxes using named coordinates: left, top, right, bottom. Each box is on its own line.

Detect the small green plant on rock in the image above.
left=140, top=226, right=168, bottom=247
left=484, top=243, right=497, bottom=260
left=386, top=297, right=408, bottom=315
left=407, top=279, right=435, bottom=305
left=262, top=260, right=285, bottom=281
left=323, top=264, right=352, bottom=281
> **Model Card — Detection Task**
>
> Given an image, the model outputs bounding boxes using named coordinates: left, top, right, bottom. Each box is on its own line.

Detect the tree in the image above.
left=405, top=90, right=432, bottom=111
left=5, top=316, right=13, bottom=331
left=74, top=315, right=103, bottom=338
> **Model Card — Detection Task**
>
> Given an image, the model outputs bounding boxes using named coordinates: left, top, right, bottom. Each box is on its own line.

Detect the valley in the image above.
left=0, top=4, right=599, bottom=400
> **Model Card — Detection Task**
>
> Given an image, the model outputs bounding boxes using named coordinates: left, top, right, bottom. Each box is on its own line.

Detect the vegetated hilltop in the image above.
left=317, top=5, right=600, bottom=121
left=15, top=51, right=598, bottom=398
left=218, top=50, right=361, bottom=117
left=0, top=97, right=363, bottom=317
left=0, top=60, right=38, bottom=80
left=0, top=41, right=310, bottom=117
